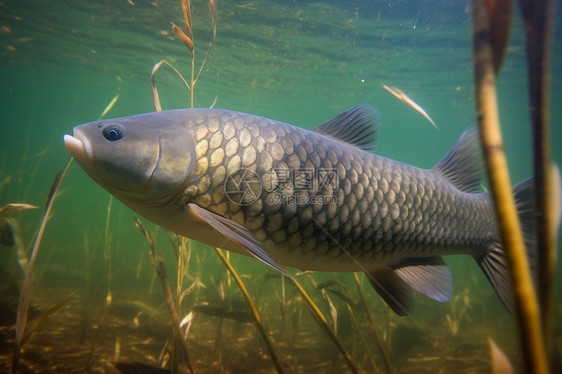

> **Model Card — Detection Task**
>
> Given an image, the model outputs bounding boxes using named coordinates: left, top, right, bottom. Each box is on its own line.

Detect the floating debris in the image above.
left=488, top=337, right=513, bottom=374
left=382, top=84, right=438, bottom=129
left=99, top=94, right=120, bottom=120
left=0, top=203, right=38, bottom=216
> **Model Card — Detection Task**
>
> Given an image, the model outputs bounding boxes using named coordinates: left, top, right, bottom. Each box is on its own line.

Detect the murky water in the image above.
left=1, top=0, right=561, bottom=372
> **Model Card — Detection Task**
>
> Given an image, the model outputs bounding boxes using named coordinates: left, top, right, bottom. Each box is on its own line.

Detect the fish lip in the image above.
left=64, top=129, right=92, bottom=160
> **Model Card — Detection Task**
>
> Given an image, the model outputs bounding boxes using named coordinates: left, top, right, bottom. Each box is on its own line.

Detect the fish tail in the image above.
left=477, top=165, right=561, bottom=313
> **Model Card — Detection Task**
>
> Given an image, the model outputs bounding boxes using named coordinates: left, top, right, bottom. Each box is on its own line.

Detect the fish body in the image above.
left=64, top=105, right=542, bottom=315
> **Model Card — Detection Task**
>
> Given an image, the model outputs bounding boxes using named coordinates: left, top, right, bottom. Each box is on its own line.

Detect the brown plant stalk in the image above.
left=472, top=0, right=547, bottom=372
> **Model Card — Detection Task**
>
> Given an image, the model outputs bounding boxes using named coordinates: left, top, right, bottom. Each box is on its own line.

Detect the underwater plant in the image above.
left=134, top=217, right=194, bottom=374
left=11, top=164, right=73, bottom=373
left=2, top=0, right=553, bottom=372
left=151, top=0, right=217, bottom=111
left=471, top=0, right=556, bottom=372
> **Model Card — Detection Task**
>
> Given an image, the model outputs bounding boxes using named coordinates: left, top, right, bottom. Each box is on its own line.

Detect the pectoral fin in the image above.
left=188, top=203, right=291, bottom=277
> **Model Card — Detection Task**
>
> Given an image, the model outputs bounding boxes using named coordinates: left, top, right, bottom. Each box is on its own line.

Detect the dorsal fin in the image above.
left=431, top=128, right=484, bottom=193
left=313, top=104, right=378, bottom=151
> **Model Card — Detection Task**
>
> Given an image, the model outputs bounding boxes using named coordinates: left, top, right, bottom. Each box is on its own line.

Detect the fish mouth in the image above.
left=64, top=129, right=92, bottom=161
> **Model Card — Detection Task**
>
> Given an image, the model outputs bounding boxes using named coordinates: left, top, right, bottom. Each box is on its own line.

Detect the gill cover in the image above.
left=69, top=111, right=196, bottom=204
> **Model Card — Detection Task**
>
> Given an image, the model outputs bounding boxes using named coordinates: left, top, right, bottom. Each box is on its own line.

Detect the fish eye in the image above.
left=102, top=124, right=124, bottom=141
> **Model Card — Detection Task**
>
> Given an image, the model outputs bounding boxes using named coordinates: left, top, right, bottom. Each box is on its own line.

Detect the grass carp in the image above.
left=64, top=105, right=553, bottom=315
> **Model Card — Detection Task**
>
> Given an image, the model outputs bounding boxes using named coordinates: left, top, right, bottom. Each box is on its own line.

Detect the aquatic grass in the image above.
left=444, top=288, right=471, bottom=336
left=20, top=144, right=53, bottom=203
left=0, top=204, right=38, bottom=276
left=103, top=195, right=113, bottom=307
left=169, top=234, right=199, bottom=371
left=171, top=234, right=191, bottom=310
left=518, top=0, right=557, bottom=351
left=471, top=0, right=552, bottom=372
left=97, top=91, right=121, bottom=308
left=288, top=274, right=359, bottom=374
left=151, top=0, right=217, bottom=110
left=99, top=94, right=120, bottom=120
left=316, top=278, right=381, bottom=374
left=145, top=2, right=224, bottom=371
left=214, top=247, right=285, bottom=374
left=352, top=273, right=393, bottom=374
left=134, top=217, right=194, bottom=374
left=307, top=276, right=340, bottom=333
left=18, top=291, right=76, bottom=347
left=1, top=218, right=26, bottom=276
left=12, top=160, right=71, bottom=373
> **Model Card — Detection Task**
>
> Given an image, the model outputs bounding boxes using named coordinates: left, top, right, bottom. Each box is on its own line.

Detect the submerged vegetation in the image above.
left=0, top=0, right=560, bottom=373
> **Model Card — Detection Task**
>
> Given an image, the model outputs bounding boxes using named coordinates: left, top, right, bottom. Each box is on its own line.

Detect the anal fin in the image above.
left=365, top=256, right=453, bottom=316
left=394, top=256, right=453, bottom=302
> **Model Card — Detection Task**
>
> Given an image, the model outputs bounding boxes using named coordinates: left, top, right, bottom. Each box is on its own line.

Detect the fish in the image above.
left=64, top=105, right=555, bottom=315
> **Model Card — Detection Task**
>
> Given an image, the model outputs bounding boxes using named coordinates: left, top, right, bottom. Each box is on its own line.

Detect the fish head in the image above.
left=64, top=110, right=196, bottom=206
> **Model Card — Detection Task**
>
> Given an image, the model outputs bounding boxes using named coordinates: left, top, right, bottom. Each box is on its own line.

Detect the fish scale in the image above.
left=64, top=104, right=546, bottom=315
left=185, top=109, right=495, bottom=266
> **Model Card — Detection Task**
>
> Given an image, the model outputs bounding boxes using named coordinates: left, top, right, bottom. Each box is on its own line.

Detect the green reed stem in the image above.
left=518, top=0, right=556, bottom=353
left=103, top=195, right=113, bottom=306
left=134, top=218, right=194, bottom=374
left=213, top=247, right=285, bottom=374
left=353, top=273, right=393, bottom=374
left=346, top=303, right=378, bottom=374
left=289, top=276, right=359, bottom=374
left=472, top=1, right=547, bottom=372
left=13, top=158, right=72, bottom=373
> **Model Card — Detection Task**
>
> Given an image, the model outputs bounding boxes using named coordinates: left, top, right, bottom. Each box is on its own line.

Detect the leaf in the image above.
left=99, top=94, right=120, bottom=120
left=15, top=161, right=71, bottom=359
left=172, top=23, right=194, bottom=54
left=382, top=84, right=438, bottom=130
left=150, top=61, right=163, bottom=112
left=150, top=59, right=190, bottom=112
left=0, top=203, right=38, bottom=216
left=180, top=0, right=192, bottom=38
left=20, top=292, right=76, bottom=347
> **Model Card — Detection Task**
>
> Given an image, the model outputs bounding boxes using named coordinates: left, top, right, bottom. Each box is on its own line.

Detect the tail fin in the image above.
left=477, top=166, right=562, bottom=313
left=477, top=177, right=535, bottom=314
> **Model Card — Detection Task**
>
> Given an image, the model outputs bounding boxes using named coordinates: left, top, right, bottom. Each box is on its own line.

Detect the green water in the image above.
left=1, top=0, right=561, bottom=372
